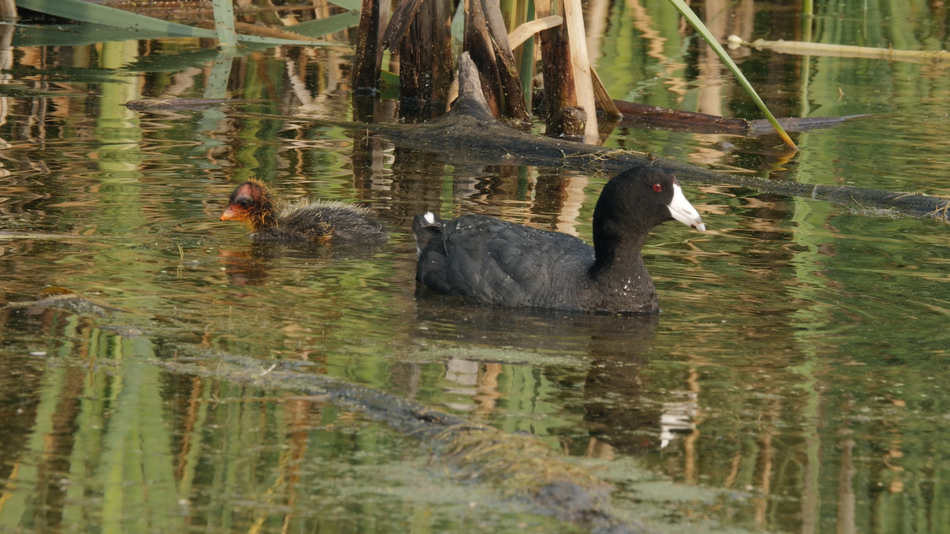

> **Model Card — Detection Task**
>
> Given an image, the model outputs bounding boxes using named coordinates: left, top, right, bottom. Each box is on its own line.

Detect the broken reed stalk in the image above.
left=561, top=0, right=598, bottom=142
left=378, top=0, right=423, bottom=47
left=730, top=35, right=950, bottom=65
left=465, top=0, right=504, bottom=118
left=354, top=0, right=611, bottom=138
left=590, top=66, right=621, bottom=118
left=535, top=0, right=578, bottom=136
left=353, top=0, right=382, bottom=95
left=393, top=0, right=453, bottom=117
left=463, top=0, right=530, bottom=123
left=508, top=15, right=563, bottom=48
left=232, top=22, right=326, bottom=42
left=481, top=0, right=531, bottom=123
left=501, top=0, right=531, bottom=111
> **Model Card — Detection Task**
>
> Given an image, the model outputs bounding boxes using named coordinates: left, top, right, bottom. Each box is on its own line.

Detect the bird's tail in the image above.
left=412, top=212, right=442, bottom=256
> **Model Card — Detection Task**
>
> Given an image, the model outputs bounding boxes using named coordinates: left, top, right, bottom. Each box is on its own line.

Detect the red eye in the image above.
left=652, top=183, right=663, bottom=192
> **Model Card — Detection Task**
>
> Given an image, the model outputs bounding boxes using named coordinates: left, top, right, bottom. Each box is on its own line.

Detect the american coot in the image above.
left=412, top=167, right=705, bottom=314
left=220, top=180, right=387, bottom=245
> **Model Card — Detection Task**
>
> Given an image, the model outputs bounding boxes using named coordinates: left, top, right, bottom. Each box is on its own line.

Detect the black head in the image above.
left=595, top=167, right=704, bottom=230
left=592, top=167, right=704, bottom=259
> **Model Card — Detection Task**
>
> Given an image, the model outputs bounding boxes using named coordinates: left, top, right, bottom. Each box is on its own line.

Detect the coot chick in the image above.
left=220, top=180, right=387, bottom=245
left=412, top=167, right=705, bottom=314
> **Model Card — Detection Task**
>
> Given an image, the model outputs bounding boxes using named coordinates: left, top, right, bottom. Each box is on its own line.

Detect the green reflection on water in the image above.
left=1, top=0, right=950, bottom=532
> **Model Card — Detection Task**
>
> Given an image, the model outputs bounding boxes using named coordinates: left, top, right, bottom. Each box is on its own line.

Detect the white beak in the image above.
left=668, top=182, right=706, bottom=232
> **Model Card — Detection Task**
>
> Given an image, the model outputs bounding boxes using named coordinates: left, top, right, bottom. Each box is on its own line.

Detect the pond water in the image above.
left=1, top=0, right=949, bottom=532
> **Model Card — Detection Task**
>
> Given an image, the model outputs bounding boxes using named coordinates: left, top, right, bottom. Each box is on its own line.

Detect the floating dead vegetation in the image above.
left=1, top=286, right=129, bottom=316
left=158, top=348, right=653, bottom=534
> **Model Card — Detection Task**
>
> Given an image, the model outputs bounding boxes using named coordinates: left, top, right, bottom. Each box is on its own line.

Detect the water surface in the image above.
left=1, top=1, right=949, bottom=532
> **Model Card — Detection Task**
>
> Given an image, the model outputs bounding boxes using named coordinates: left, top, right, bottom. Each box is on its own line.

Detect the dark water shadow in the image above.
left=217, top=241, right=388, bottom=286
left=412, top=287, right=675, bottom=455
left=412, top=285, right=659, bottom=354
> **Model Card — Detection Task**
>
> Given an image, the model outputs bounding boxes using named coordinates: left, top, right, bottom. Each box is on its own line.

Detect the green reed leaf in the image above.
left=666, top=0, right=797, bottom=149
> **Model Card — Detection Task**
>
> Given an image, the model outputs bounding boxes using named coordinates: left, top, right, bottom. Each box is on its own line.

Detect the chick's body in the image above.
left=220, top=181, right=387, bottom=245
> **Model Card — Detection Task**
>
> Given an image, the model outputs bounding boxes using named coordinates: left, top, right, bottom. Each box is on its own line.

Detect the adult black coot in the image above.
left=220, top=180, right=387, bottom=245
left=412, top=167, right=705, bottom=313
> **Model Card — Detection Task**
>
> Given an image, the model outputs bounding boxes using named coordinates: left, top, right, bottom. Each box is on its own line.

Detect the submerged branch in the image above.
left=612, top=100, right=870, bottom=135
left=159, top=349, right=652, bottom=534
left=729, top=35, right=950, bottom=65
left=337, top=53, right=950, bottom=221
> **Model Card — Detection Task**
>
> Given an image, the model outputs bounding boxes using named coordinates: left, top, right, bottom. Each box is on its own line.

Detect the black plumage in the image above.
left=413, top=167, right=705, bottom=313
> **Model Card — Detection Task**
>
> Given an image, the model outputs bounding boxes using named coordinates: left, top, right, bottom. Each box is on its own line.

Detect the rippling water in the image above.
left=1, top=1, right=949, bottom=532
